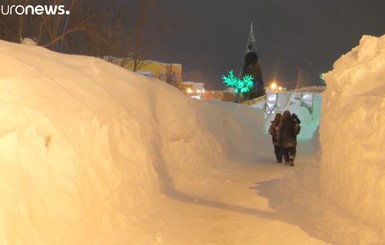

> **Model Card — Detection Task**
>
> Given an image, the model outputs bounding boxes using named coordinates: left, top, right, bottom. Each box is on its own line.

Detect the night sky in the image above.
left=140, top=0, right=385, bottom=90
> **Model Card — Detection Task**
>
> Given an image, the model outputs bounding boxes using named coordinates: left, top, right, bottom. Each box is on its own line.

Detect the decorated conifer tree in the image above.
left=241, top=22, right=265, bottom=100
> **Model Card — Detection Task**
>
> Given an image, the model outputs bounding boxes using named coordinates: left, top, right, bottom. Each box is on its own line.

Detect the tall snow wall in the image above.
left=320, top=34, right=385, bottom=234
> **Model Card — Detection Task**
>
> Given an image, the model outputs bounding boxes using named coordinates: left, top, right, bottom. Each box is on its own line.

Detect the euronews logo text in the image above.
left=1, top=5, right=70, bottom=16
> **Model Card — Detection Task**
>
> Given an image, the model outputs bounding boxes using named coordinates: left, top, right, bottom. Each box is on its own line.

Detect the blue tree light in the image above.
left=222, top=70, right=254, bottom=102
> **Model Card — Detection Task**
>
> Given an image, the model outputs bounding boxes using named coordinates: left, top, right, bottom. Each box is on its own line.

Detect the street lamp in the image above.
left=271, top=82, right=277, bottom=90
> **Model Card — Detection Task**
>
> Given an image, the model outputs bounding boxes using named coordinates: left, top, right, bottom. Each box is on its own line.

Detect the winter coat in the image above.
left=277, top=111, right=301, bottom=148
left=268, top=113, right=281, bottom=145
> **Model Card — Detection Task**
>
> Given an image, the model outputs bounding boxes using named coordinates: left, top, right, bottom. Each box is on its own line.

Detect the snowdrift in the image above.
left=0, top=40, right=269, bottom=244
left=321, top=34, right=385, bottom=234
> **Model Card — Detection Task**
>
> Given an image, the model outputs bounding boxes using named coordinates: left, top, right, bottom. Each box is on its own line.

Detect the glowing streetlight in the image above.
left=186, top=88, right=193, bottom=94
left=270, top=82, right=277, bottom=90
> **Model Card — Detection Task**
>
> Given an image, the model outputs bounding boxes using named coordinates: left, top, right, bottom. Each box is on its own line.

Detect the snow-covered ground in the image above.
left=0, top=35, right=383, bottom=245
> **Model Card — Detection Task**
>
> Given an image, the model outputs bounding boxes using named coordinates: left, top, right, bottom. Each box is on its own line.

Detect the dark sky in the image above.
left=140, top=0, right=385, bottom=90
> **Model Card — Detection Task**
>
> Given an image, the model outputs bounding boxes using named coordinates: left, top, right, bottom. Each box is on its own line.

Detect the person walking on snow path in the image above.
left=276, top=111, right=301, bottom=166
left=268, top=113, right=283, bottom=163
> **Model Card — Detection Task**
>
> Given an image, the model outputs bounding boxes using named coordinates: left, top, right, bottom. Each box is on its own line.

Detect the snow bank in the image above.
left=320, top=34, right=385, bottom=234
left=0, top=40, right=268, bottom=244
left=0, top=40, right=162, bottom=244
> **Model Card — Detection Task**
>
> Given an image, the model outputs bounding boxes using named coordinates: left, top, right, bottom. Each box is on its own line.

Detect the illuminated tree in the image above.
left=241, top=22, right=265, bottom=100
left=222, top=70, right=254, bottom=102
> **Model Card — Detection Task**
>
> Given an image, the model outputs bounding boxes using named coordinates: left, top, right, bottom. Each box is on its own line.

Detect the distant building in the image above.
left=104, top=56, right=182, bottom=89
left=181, top=81, right=206, bottom=100
left=181, top=81, right=236, bottom=102
left=181, top=81, right=204, bottom=93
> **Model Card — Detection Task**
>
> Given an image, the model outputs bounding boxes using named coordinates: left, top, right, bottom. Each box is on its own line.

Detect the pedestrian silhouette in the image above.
left=268, top=113, right=283, bottom=163
left=276, top=111, right=301, bottom=166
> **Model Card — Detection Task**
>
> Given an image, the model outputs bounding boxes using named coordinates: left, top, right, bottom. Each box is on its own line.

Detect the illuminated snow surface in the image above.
left=0, top=36, right=383, bottom=244
left=321, top=34, right=385, bottom=238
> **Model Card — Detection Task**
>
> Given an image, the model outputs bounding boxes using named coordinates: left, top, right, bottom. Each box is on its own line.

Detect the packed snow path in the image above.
left=142, top=141, right=380, bottom=245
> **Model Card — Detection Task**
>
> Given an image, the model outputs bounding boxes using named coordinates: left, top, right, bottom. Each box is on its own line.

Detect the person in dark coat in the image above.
left=277, top=111, right=301, bottom=166
left=268, top=113, right=283, bottom=163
